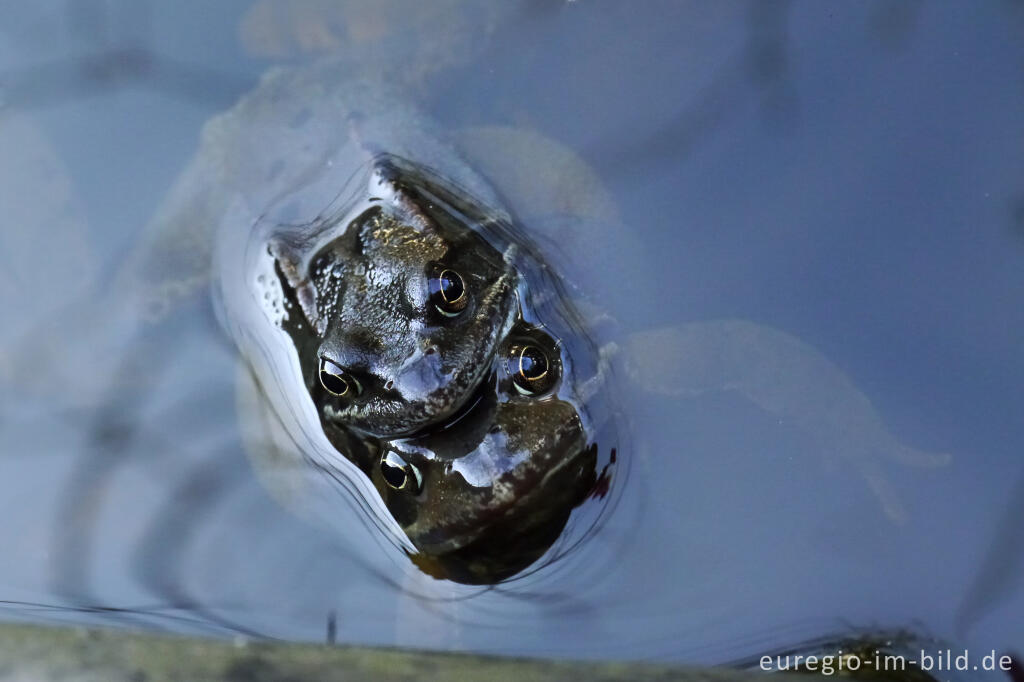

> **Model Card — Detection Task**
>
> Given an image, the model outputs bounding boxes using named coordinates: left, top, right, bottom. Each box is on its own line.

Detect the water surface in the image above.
left=1, top=0, right=1022, bottom=666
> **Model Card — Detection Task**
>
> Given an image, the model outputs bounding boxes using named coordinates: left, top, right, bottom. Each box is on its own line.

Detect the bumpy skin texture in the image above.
left=274, top=161, right=519, bottom=438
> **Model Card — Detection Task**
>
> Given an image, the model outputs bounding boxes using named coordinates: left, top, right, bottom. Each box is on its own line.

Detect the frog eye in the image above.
left=319, top=357, right=360, bottom=397
left=380, top=451, right=423, bottom=492
left=507, top=344, right=557, bottom=396
left=428, top=268, right=468, bottom=317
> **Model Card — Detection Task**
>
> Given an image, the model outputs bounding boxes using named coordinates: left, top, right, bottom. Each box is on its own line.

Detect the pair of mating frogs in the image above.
left=1, top=1, right=951, bottom=585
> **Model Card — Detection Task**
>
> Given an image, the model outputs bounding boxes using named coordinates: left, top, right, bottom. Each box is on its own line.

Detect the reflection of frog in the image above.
left=0, top=111, right=97, bottom=406
left=117, top=2, right=950, bottom=583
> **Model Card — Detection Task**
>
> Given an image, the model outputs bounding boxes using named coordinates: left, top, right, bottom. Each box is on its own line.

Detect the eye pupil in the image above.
left=381, top=451, right=422, bottom=491
left=318, top=358, right=351, bottom=396
left=381, top=459, right=408, bottom=489
left=507, top=340, right=558, bottom=396
left=429, top=267, right=468, bottom=316
left=438, top=270, right=464, bottom=303
left=518, top=346, right=548, bottom=380
left=320, top=371, right=349, bottom=396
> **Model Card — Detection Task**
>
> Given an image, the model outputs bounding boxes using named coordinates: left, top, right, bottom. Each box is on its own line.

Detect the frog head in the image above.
left=270, top=158, right=519, bottom=438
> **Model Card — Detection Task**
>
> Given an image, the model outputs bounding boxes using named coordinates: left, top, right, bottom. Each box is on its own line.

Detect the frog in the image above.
left=196, top=58, right=621, bottom=584
left=100, top=1, right=952, bottom=586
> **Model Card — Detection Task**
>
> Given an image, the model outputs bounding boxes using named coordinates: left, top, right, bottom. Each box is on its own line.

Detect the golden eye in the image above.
left=507, top=344, right=557, bottom=396
left=428, top=268, right=468, bottom=317
left=380, top=451, right=422, bottom=492
left=319, top=357, right=354, bottom=396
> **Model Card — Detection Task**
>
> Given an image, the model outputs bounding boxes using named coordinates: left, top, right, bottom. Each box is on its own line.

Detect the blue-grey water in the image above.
left=0, top=0, right=1022, bottom=668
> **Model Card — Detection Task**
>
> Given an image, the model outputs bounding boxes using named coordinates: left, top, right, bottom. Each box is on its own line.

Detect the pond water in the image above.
left=1, top=0, right=1023, bottom=667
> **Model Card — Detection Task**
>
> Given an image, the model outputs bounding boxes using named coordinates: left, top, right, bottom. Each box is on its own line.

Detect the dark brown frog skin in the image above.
left=209, top=62, right=617, bottom=584
left=368, top=302, right=610, bottom=584
left=274, top=158, right=614, bottom=584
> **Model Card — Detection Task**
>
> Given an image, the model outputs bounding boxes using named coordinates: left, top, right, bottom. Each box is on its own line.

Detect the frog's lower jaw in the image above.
left=320, top=352, right=499, bottom=441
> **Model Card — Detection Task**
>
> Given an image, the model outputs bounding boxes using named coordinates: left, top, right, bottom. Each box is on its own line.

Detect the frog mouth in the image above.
left=403, top=374, right=491, bottom=438
left=320, top=359, right=496, bottom=440
left=396, top=377, right=496, bottom=451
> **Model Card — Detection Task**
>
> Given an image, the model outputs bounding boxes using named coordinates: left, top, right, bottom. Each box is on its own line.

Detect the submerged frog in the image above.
left=110, top=5, right=952, bottom=585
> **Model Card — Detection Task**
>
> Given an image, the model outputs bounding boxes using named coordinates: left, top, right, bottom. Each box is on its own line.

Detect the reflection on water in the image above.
left=625, top=320, right=951, bottom=524
left=1, top=0, right=1023, bottom=667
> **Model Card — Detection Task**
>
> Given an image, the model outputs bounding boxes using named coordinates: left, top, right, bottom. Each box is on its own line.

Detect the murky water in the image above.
left=1, top=0, right=1023, bottom=667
